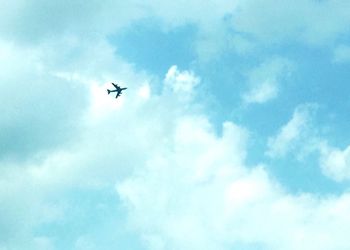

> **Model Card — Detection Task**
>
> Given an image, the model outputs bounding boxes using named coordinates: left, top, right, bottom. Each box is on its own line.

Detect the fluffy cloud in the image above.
left=0, top=38, right=204, bottom=248
left=266, top=103, right=350, bottom=183
left=1, top=37, right=350, bottom=249
left=242, top=57, right=293, bottom=104
left=0, top=29, right=147, bottom=247
left=163, top=65, right=200, bottom=102
left=319, top=144, right=350, bottom=182
left=118, top=105, right=350, bottom=250
left=1, top=1, right=350, bottom=249
left=1, top=3, right=222, bottom=246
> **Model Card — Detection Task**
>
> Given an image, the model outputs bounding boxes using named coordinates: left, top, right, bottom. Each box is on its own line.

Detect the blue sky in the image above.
left=1, top=1, right=350, bottom=249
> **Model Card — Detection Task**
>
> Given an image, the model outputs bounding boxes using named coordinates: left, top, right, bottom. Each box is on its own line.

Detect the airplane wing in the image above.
left=115, top=90, right=122, bottom=98
left=112, top=83, right=120, bottom=89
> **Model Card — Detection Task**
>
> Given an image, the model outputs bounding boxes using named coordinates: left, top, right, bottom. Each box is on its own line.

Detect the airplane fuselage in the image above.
left=107, top=88, right=127, bottom=92
left=107, top=83, right=127, bottom=98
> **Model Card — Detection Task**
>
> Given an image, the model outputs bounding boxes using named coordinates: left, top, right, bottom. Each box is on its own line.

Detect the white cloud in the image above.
left=243, top=57, right=293, bottom=104
left=0, top=30, right=205, bottom=248
left=333, top=44, right=350, bottom=63
left=266, top=104, right=316, bottom=158
left=266, top=104, right=350, bottom=182
left=164, top=65, right=200, bottom=102
left=0, top=35, right=137, bottom=247
left=319, top=143, right=350, bottom=182
left=1, top=34, right=350, bottom=249
left=137, top=83, right=151, bottom=100
left=118, top=111, right=350, bottom=250
left=117, top=117, right=249, bottom=250
left=243, top=79, right=278, bottom=104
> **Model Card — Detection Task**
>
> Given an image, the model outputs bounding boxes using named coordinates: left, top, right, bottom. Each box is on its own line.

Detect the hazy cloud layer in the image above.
left=233, top=0, right=350, bottom=45
left=0, top=41, right=87, bottom=162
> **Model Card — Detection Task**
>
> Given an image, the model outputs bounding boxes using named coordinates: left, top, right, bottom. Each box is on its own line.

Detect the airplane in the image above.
left=107, top=83, right=127, bottom=99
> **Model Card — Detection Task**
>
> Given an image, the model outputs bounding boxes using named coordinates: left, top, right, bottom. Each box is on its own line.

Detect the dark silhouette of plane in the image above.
left=107, top=83, right=127, bottom=99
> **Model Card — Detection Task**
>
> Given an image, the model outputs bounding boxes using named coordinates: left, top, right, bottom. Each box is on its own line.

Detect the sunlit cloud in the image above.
left=137, top=83, right=151, bottom=100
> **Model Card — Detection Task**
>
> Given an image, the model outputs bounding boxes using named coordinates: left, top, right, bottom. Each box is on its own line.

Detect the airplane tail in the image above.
left=107, top=89, right=111, bottom=95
